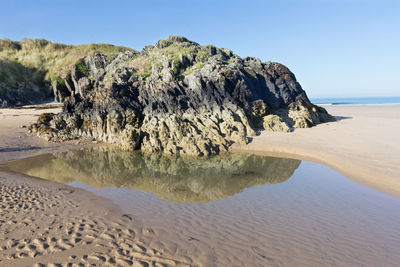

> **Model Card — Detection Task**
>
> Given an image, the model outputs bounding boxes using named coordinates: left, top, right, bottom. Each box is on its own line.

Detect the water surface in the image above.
left=7, top=148, right=400, bottom=266
left=7, top=149, right=300, bottom=203
left=311, top=96, right=400, bottom=106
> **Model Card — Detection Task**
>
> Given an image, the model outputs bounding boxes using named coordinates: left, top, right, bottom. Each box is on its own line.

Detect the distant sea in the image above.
left=310, top=96, right=400, bottom=106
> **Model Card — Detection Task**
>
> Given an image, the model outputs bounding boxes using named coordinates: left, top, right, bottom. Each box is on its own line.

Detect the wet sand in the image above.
left=232, top=105, right=400, bottom=198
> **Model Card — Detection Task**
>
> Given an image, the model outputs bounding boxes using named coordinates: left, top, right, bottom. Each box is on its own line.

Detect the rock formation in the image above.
left=29, top=36, right=334, bottom=156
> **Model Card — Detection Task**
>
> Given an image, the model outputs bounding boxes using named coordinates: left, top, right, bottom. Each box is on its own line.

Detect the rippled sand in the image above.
left=0, top=172, right=193, bottom=266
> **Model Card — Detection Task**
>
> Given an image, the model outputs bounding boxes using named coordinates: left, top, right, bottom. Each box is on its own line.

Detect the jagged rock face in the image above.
left=0, top=81, right=50, bottom=108
left=31, top=36, right=334, bottom=156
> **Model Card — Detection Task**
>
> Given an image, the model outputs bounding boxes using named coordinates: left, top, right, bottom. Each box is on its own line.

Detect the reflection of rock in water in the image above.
left=8, top=148, right=301, bottom=203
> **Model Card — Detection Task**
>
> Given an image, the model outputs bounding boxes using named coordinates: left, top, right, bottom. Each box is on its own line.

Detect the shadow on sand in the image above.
left=333, top=116, right=352, bottom=121
left=0, top=147, right=42, bottom=153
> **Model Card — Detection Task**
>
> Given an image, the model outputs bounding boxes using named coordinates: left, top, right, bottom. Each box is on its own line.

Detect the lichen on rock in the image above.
left=263, top=115, right=291, bottom=132
left=31, top=36, right=335, bottom=156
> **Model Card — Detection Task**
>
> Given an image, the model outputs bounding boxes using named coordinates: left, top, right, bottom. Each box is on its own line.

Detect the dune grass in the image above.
left=0, top=38, right=133, bottom=94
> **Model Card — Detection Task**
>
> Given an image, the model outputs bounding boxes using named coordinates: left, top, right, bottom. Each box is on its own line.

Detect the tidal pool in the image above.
left=7, top=148, right=400, bottom=266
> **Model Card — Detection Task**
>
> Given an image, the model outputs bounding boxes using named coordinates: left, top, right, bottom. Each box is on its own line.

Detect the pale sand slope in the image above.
left=0, top=105, right=192, bottom=266
left=232, top=105, right=400, bottom=198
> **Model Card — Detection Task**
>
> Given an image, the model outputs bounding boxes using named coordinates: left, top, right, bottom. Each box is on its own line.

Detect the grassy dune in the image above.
left=0, top=38, right=133, bottom=105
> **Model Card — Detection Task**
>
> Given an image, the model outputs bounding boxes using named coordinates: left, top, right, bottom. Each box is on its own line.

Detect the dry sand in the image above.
left=232, top=105, right=400, bottom=198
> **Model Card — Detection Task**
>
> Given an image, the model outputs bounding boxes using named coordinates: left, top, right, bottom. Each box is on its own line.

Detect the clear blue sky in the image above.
left=1, top=0, right=399, bottom=98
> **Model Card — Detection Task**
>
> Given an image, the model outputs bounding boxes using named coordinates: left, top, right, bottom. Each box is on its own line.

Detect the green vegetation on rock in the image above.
left=49, top=73, right=65, bottom=85
left=75, top=59, right=88, bottom=75
left=132, top=70, right=152, bottom=79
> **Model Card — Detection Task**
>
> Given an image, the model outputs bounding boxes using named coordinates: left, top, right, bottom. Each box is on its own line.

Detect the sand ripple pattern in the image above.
left=0, top=175, right=191, bottom=267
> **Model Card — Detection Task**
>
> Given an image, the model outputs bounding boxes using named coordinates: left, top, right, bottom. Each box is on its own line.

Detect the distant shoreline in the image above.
left=311, top=96, right=400, bottom=106
left=316, top=103, right=400, bottom=107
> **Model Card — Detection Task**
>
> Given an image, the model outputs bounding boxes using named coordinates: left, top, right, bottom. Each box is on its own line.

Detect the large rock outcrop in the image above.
left=30, top=36, right=334, bottom=156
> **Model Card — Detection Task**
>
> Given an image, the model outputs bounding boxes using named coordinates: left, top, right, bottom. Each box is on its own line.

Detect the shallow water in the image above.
left=7, top=148, right=400, bottom=266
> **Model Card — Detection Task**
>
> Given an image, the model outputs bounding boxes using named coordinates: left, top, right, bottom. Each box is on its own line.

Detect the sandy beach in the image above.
left=0, top=104, right=399, bottom=266
left=232, top=105, right=400, bottom=198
